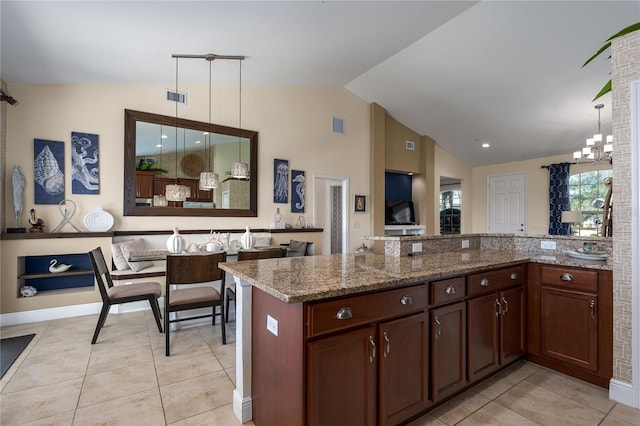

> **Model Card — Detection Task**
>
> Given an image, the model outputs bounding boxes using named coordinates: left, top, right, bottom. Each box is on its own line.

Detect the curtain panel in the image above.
left=548, top=162, right=571, bottom=235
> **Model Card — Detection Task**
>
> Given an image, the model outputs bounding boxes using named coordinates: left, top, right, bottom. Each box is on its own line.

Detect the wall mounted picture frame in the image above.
left=273, top=158, right=289, bottom=203
left=34, top=139, right=65, bottom=204
left=354, top=194, right=367, bottom=213
left=71, top=132, right=100, bottom=194
left=291, top=169, right=305, bottom=213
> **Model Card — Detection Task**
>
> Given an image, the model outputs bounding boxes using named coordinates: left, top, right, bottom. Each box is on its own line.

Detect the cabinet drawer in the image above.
left=431, top=277, right=466, bottom=305
left=467, top=265, right=526, bottom=297
left=306, top=285, right=428, bottom=338
left=540, top=265, right=598, bottom=292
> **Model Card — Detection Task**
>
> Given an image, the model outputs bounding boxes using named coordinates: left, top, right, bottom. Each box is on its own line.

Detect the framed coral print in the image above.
left=34, top=139, right=65, bottom=204
left=354, top=194, right=367, bottom=213
left=71, top=132, right=100, bottom=194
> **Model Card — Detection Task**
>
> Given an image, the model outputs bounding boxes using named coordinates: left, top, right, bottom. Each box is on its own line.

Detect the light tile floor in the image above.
left=1, top=310, right=639, bottom=425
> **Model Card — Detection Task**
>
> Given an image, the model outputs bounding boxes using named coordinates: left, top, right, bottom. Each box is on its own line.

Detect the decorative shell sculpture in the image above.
left=34, top=145, right=64, bottom=195
left=12, top=165, right=25, bottom=219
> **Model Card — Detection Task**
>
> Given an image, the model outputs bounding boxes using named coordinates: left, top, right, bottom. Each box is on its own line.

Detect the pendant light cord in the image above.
left=238, top=60, right=242, bottom=162
left=208, top=58, right=212, bottom=171
left=175, top=57, right=179, bottom=181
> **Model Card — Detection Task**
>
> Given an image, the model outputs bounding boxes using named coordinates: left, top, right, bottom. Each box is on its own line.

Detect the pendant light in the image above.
left=199, top=55, right=219, bottom=190
left=165, top=56, right=189, bottom=203
left=231, top=59, right=249, bottom=179
left=573, top=104, right=614, bottom=164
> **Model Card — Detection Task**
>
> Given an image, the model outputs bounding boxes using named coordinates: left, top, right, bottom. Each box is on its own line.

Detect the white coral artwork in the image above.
left=71, top=132, right=99, bottom=194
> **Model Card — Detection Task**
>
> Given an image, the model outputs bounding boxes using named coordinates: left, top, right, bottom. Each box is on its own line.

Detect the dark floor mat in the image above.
left=1, top=334, right=35, bottom=378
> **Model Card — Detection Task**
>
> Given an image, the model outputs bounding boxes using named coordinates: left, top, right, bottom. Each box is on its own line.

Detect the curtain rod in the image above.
left=540, top=162, right=577, bottom=169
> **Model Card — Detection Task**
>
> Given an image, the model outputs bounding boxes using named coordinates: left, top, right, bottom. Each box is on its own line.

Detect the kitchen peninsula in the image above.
left=220, top=234, right=612, bottom=426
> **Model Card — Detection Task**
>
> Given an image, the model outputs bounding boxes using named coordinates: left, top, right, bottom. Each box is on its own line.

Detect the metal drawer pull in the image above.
left=383, top=332, right=390, bottom=357
left=560, top=273, right=575, bottom=282
left=400, top=295, right=414, bottom=305
left=510, top=273, right=519, bottom=280
left=369, top=336, right=376, bottom=363
left=481, top=278, right=490, bottom=287
left=445, top=285, right=457, bottom=295
left=502, top=297, right=509, bottom=314
left=336, top=307, right=353, bottom=320
left=496, top=299, right=502, bottom=317
left=434, top=316, right=442, bottom=339
left=590, top=300, right=596, bottom=320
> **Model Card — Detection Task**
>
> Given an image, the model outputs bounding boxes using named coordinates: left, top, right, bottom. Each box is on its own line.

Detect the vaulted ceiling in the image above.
left=2, top=1, right=638, bottom=166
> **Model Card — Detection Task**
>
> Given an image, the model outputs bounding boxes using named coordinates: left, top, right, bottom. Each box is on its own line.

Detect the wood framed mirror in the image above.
left=124, top=109, right=258, bottom=217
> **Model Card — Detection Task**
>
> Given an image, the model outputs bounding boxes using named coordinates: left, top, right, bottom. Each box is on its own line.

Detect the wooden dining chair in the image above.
left=165, top=251, right=227, bottom=356
left=88, top=247, right=163, bottom=344
left=226, top=247, right=287, bottom=322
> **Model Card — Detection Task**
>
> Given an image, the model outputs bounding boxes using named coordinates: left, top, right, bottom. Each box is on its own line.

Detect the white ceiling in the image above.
left=2, top=1, right=638, bottom=167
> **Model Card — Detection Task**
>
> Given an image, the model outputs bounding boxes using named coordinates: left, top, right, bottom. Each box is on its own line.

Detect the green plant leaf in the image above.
left=605, top=22, right=640, bottom=42
left=582, top=42, right=611, bottom=68
left=592, top=80, right=612, bottom=102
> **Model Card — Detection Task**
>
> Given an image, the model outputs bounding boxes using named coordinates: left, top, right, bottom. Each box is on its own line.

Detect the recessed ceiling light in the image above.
left=481, top=142, right=490, bottom=148
left=156, top=144, right=162, bottom=148
left=161, top=134, right=168, bottom=139
left=195, top=140, right=201, bottom=144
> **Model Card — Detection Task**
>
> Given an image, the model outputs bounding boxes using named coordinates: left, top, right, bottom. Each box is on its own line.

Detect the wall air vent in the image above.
left=332, top=116, right=345, bottom=134
left=166, top=89, right=187, bottom=104
left=406, top=140, right=415, bottom=151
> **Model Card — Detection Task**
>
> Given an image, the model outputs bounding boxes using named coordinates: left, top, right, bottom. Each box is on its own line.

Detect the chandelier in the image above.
left=573, top=104, right=613, bottom=164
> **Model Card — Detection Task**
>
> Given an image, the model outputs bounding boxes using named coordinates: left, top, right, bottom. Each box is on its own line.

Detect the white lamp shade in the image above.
left=604, top=144, right=613, bottom=153
left=199, top=171, right=219, bottom=190
left=165, top=184, right=189, bottom=202
left=573, top=151, right=582, bottom=160
left=561, top=210, right=582, bottom=224
left=586, top=138, right=595, bottom=146
left=231, top=162, right=249, bottom=178
left=606, top=134, right=614, bottom=143
left=153, top=195, right=167, bottom=207
left=593, top=133, right=603, bottom=143
left=582, top=147, right=592, bottom=156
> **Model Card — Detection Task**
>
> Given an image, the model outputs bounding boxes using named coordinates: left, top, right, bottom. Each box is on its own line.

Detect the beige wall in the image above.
left=2, top=84, right=371, bottom=251
left=385, top=115, right=424, bottom=174
left=471, top=154, right=612, bottom=235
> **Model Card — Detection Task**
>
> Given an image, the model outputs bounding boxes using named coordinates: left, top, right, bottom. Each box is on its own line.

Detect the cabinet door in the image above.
left=135, top=171, right=154, bottom=198
left=431, top=302, right=467, bottom=402
left=500, top=286, right=525, bottom=365
left=308, top=326, right=376, bottom=426
left=541, top=287, right=598, bottom=371
left=379, top=312, right=430, bottom=426
left=467, top=293, right=499, bottom=383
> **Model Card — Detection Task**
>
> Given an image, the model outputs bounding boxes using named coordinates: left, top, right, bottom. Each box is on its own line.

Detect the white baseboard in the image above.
left=0, top=302, right=104, bottom=326
left=233, top=389, right=253, bottom=423
left=609, top=379, right=639, bottom=408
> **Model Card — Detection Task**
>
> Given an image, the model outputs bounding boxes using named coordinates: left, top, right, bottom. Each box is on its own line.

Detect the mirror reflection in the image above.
left=124, top=109, right=258, bottom=217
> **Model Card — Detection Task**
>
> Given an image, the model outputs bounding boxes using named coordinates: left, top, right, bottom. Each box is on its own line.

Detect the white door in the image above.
left=313, top=174, right=349, bottom=254
left=488, top=173, right=527, bottom=233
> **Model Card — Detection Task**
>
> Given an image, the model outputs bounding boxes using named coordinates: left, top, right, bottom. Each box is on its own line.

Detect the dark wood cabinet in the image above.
left=378, top=312, right=430, bottom=426
left=431, top=301, right=467, bottom=402
left=527, top=264, right=612, bottom=388
left=467, top=266, right=526, bottom=383
left=308, top=326, right=377, bottom=426
left=177, top=178, right=213, bottom=202
left=135, top=171, right=154, bottom=198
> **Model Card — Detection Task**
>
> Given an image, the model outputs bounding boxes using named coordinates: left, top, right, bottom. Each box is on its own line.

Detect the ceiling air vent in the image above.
left=332, top=116, right=345, bottom=134
left=166, top=89, right=187, bottom=104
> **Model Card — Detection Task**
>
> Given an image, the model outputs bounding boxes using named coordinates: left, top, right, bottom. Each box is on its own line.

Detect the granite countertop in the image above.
left=219, top=249, right=611, bottom=304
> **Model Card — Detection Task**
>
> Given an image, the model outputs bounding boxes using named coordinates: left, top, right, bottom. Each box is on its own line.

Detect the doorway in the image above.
left=440, top=177, right=462, bottom=235
left=313, top=174, right=349, bottom=254
left=487, top=172, right=527, bottom=234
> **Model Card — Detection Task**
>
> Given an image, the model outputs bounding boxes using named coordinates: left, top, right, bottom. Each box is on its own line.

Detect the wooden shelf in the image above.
left=2, top=232, right=113, bottom=240
left=19, top=269, right=93, bottom=280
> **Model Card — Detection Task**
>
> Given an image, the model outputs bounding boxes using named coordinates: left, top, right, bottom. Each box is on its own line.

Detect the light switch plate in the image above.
left=461, top=240, right=469, bottom=249
left=540, top=240, right=557, bottom=250
left=266, top=314, right=278, bottom=336
left=412, top=242, right=423, bottom=253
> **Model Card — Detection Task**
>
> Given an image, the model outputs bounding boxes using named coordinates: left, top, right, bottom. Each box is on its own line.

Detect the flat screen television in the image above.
left=385, top=200, right=416, bottom=225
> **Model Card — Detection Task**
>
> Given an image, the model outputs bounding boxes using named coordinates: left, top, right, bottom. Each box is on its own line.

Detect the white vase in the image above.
left=166, top=227, right=185, bottom=254
left=240, top=226, right=256, bottom=249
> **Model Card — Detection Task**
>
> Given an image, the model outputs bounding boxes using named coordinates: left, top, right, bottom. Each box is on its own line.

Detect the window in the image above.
left=569, top=169, right=613, bottom=236
left=440, top=190, right=461, bottom=234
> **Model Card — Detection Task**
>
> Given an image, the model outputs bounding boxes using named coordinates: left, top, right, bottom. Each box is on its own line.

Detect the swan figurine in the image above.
left=49, top=259, right=72, bottom=273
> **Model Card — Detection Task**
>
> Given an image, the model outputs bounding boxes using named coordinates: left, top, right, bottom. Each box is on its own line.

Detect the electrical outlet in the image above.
left=461, top=239, right=469, bottom=249
left=352, top=222, right=360, bottom=229
left=540, top=240, right=557, bottom=250
left=412, top=242, right=423, bottom=253
left=266, top=314, right=278, bottom=336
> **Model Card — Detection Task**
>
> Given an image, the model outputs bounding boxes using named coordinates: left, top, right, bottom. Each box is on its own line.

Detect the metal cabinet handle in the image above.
left=445, top=284, right=457, bottom=295
left=383, top=331, right=390, bottom=358
left=336, top=307, right=353, bottom=320
left=481, top=278, right=490, bottom=287
left=510, top=272, right=519, bottom=280
left=502, top=296, right=509, bottom=314
left=560, top=273, right=575, bottom=282
left=369, top=336, right=376, bottom=363
left=434, top=316, right=442, bottom=339
left=590, top=300, right=596, bottom=320
left=400, top=295, right=414, bottom=305
left=496, top=299, right=502, bottom=317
